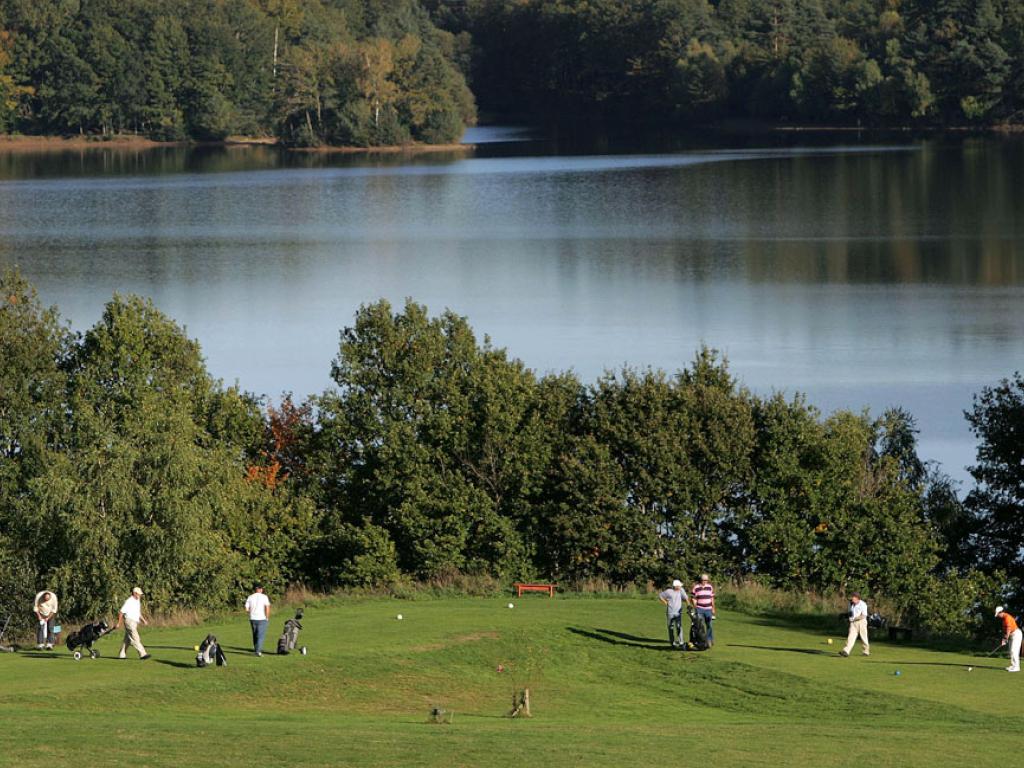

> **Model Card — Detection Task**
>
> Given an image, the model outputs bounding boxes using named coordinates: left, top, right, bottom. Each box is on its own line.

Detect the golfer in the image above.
left=994, top=606, right=1021, bottom=672
left=839, top=592, right=869, bottom=657
left=114, top=587, right=151, bottom=660
left=691, top=573, right=716, bottom=647
left=244, top=584, right=271, bottom=657
left=658, top=579, right=690, bottom=648
left=33, top=590, right=59, bottom=650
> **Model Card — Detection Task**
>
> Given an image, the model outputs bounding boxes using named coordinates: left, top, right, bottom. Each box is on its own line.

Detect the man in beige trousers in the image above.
left=839, top=592, right=870, bottom=657
left=115, top=587, right=151, bottom=660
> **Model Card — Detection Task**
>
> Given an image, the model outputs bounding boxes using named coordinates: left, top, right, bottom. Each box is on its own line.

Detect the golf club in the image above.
left=984, top=642, right=1004, bottom=657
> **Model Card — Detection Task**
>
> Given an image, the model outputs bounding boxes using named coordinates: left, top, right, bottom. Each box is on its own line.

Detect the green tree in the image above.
left=0, top=270, right=71, bottom=630
left=312, top=300, right=554, bottom=581
left=965, top=373, right=1024, bottom=599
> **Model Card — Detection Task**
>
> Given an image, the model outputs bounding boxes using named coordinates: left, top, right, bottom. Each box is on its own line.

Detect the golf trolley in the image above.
left=276, top=608, right=307, bottom=655
left=687, top=607, right=710, bottom=651
left=66, top=621, right=114, bottom=660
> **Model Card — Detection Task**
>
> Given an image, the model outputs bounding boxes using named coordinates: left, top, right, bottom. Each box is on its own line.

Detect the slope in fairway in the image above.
left=0, top=597, right=1017, bottom=767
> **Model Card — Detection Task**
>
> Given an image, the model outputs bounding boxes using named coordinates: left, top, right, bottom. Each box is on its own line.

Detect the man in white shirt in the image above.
left=658, top=579, right=690, bottom=648
left=840, top=592, right=870, bottom=657
left=33, top=590, right=59, bottom=650
left=244, top=584, right=271, bottom=657
left=114, top=587, right=150, bottom=660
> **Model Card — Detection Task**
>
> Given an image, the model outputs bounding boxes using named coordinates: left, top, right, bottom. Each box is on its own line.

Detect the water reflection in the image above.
left=2, top=135, right=1023, bottom=481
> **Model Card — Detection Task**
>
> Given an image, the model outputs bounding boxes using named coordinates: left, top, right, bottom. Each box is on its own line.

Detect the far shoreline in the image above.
left=0, top=133, right=476, bottom=154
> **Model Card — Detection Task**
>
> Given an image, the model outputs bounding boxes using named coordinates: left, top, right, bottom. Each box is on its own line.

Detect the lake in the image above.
left=3, top=128, right=1023, bottom=484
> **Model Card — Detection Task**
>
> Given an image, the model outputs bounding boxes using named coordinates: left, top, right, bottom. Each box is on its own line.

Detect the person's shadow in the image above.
left=153, top=658, right=196, bottom=670
left=567, top=627, right=677, bottom=651
left=727, top=644, right=832, bottom=656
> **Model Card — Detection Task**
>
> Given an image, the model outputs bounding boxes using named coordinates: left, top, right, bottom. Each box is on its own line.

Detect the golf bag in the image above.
left=276, top=608, right=306, bottom=655
left=687, top=607, right=710, bottom=651
left=867, top=612, right=887, bottom=630
left=195, top=634, right=227, bottom=667
left=0, top=616, right=14, bottom=653
left=66, top=620, right=111, bottom=660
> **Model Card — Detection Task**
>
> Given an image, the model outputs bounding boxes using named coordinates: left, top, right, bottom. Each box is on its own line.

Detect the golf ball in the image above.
left=396, top=614, right=403, bottom=620
left=894, top=670, right=902, bottom=676
left=507, top=603, right=514, bottom=609
left=827, top=638, right=833, bottom=645
left=193, top=645, right=200, bottom=651
left=968, top=666, right=973, bottom=672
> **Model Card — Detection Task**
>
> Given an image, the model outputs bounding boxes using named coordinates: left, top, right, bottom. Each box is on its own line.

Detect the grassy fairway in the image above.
left=1, top=596, right=1017, bottom=767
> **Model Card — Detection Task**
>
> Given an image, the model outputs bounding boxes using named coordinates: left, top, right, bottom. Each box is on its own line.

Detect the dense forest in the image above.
left=431, top=0, right=1024, bottom=129
left=1, top=0, right=1023, bottom=145
left=0, top=0, right=475, bottom=145
left=4, top=270, right=1024, bottom=636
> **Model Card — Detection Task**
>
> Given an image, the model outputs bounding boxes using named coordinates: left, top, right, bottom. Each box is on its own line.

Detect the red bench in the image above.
left=514, top=583, right=555, bottom=598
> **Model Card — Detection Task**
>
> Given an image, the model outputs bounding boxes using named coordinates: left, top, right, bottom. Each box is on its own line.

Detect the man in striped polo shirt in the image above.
left=691, top=573, right=716, bottom=647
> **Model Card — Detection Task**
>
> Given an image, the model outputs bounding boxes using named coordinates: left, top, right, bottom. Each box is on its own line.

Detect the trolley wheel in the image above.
left=73, top=651, right=82, bottom=661
left=300, top=646, right=308, bottom=655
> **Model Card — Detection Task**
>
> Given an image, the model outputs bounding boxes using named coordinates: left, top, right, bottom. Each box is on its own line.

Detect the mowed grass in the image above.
left=1, top=596, right=1019, bottom=767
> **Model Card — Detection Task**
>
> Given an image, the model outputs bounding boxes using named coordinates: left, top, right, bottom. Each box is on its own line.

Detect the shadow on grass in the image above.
left=739, top=611, right=990, bottom=656
left=866, top=660, right=1004, bottom=672
left=147, top=645, right=196, bottom=652
left=17, top=651, right=71, bottom=660
left=727, top=644, right=832, bottom=656
left=153, top=658, right=195, bottom=670
left=567, top=626, right=676, bottom=651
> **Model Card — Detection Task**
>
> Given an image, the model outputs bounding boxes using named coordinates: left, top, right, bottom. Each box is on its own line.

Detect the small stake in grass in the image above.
left=510, top=688, right=531, bottom=718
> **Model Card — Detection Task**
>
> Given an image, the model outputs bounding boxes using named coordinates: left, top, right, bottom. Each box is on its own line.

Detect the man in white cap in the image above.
left=114, top=587, right=151, bottom=660
left=658, top=579, right=690, bottom=648
left=994, top=606, right=1021, bottom=672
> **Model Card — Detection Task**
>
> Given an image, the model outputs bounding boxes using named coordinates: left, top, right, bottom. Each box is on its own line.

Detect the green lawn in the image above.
left=1, top=596, right=1017, bottom=767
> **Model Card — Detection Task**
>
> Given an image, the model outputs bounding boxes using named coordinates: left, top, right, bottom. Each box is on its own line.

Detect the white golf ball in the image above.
left=968, top=666, right=973, bottom=671
left=396, top=614, right=403, bottom=620
left=507, top=603, right=514, bottom=609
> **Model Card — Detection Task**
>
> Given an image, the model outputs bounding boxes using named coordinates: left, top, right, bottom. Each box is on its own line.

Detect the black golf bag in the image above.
left=687, top=607, right=710, bottom=651
left=66, top=620, right=111, bottom=660
left=867, top=612, right=887, bottom=630
left=276, top=608, right=306, bottom=655
left=196, top=634, right=227, bottom=667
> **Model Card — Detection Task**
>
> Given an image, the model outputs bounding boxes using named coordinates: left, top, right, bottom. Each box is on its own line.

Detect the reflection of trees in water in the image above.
left=715, top=140, right=1024, bottom=286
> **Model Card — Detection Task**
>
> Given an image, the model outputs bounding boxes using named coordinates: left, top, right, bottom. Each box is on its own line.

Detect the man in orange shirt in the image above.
left=994, top=606, right=1021, bottom=672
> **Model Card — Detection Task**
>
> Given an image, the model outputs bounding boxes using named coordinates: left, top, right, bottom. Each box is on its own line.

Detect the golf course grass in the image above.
left=1, top=595, right=1018, bottom=766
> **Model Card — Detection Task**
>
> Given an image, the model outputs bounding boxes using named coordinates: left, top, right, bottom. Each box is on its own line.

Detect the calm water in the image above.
left=3, top=128, right=1024, bottom=483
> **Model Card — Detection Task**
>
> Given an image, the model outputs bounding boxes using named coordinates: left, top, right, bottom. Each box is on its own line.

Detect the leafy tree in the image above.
left=0, top=270, right=71, bottom=630
left=965, top=373, right=1024, bottom=599
left=312, top=300, right=554, bottom=581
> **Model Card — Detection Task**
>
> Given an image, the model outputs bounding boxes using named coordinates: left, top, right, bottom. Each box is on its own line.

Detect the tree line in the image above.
left=2, top=1, right=1023, bottom=145
left=0, top=0, right=475, bottom=145
left=4, top=270, right=1023, bottom=635
left=428, top=0, right=1024, bottom=129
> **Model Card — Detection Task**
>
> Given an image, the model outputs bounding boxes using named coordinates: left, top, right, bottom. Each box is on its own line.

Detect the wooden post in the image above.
left=510, top=688, right=532, bottom=718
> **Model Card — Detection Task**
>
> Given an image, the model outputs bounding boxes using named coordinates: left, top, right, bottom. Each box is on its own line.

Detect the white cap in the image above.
left=672, top=579, right=683, bottom=588
left=132, top=587, right=144, bottom=596
left=995, top=606, right=1005, bottom=617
